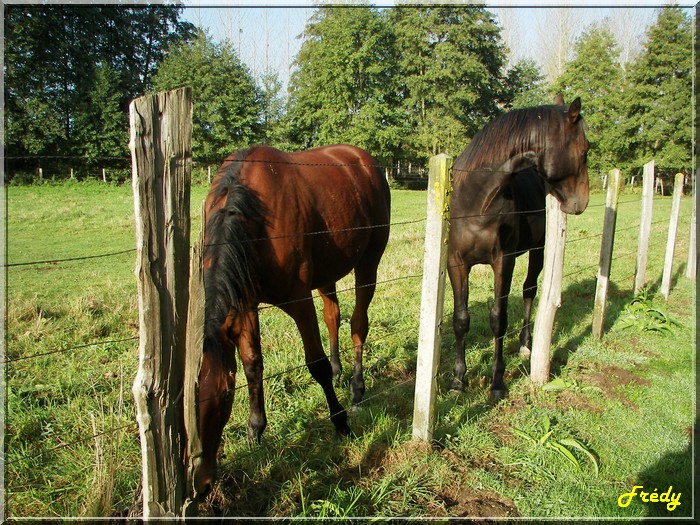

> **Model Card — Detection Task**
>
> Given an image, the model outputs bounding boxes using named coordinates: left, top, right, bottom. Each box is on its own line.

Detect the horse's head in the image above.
left=192, top=311, right=238, bottom=499
left=538, top=96, right=590, bottom=215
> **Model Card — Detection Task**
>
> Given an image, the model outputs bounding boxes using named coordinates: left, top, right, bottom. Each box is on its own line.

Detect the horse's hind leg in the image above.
left=320, top=284, right=342, bottom=384
left=519, top=248, right=544, bottom=358
left=282, top=292, right=351, bottom=437
left=349, top=264, right=379, bottom=406
left=489, top=255, right=515, bottom=402
left=448, top=257, right=471, bottom=392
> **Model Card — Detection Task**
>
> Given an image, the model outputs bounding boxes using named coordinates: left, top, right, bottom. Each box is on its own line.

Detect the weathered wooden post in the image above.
left=634, top=160, right=655, bottom=293
left=182, top=201, right=206, bottom=516
left=592, top=169, right=623, bottom=339
left=661, top=173, right=685, bottom=300
left=687, top=170, right=696, bottom=280
left=130, top=87, right=193, bottom=518
left=530, top=192, right=567, bottom=386
left=412, top=154, right=452, bottom=442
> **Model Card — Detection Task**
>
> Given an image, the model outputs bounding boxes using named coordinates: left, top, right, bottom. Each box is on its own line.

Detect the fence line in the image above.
left=6, top=213, right=690, bottom=366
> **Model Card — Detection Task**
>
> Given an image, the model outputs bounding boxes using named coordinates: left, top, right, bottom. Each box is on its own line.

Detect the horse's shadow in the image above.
left=634, top=417, right=695, bottom=518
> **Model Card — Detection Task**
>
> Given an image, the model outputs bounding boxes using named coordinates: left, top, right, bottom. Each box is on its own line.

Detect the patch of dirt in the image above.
left=553, top=390, right=604, bottom=414
left=584, top=364, right=651, bottom=410
left=440, top=487, right=520, bottom=521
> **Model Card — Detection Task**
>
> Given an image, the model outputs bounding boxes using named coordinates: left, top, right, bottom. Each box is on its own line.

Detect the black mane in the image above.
left=453, top=105, right=566, bottom=184
left=203, top=149, right=266, bottom=354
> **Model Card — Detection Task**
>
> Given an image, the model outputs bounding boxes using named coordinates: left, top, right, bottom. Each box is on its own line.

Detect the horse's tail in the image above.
left=203, top=150, right=265, bottom=353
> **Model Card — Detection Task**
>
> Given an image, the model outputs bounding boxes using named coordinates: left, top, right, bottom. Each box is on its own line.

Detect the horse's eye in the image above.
left=221, top=389, right=233, bottom=402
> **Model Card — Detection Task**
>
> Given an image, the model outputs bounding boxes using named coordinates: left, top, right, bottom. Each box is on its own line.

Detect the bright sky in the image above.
left=180, top=2, right=692, bottom=90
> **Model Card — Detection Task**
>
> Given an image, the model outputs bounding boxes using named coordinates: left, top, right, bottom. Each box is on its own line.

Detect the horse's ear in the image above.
left=567, top=97, right=582, bottom=123
left=553, top=94, right=565, bottom=106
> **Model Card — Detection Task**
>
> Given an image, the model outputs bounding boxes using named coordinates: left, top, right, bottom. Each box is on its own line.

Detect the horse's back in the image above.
left=236, top=145, right=391, bottom=295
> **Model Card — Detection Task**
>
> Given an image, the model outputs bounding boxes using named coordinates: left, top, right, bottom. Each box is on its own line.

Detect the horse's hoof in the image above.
left=336, top=424, right=355, bottom=439
left=519, top=346, right=531, bottom=359
left=349, top=404, right=362, bottom=414
left=449, top=378, right=466, bottom=392
left=489, top=388, right=507, bottom=404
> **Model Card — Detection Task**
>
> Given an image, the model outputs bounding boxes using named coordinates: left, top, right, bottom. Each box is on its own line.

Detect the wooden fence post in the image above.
left=661, top=173, right=685, bottom=300
left=634, top=160, right=655, bottom=294
left=182, top=201, right=206, bottom=516
left=412, top=154, right=452, bottom=443
left=592, top=169, right=623, bottom=339
left=130, top=87, right=193, bottom=518
left=686, top=168, right=696, bottom=280
left=530, top=192, right=567, bottom=386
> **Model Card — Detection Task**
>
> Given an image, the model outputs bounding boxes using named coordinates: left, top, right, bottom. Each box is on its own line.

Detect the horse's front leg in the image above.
left=448, top=254, right=471, bottom=392
left=489, top=255, right=515, bottom=402
left=238, top=308, right=267, bottom=444
left=519, top=247, right=544, bottom=358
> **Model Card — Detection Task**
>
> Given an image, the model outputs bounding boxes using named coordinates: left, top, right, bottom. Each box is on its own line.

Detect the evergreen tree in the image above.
left=4, top=5, right=194, bottom=176
left=389, top=6, right=509, bottom=161
left=505, top=58, right=549, bottom=109
left=621, top=6, right=692, bottom=176
left=287, top=7, right=407, bottom=163
left=552, top=24, right=625, bottom=177
left=152, top=30, right=262, bottom=162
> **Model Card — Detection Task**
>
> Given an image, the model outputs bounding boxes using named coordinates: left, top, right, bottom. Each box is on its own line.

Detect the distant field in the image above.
left=5, top=180, right=695, bottom=519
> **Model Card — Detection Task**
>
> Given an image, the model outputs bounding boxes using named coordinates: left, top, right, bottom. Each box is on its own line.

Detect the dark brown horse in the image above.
left=193, top=144, right=390, bottom=497
left=448, top=97, right=589, bottom=402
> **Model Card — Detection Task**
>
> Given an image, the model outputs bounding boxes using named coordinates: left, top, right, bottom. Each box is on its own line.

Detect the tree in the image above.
left=152, top=30, right=262, bottom=162
left=389, top=5, right=510, bottom=161
left=504, top=58, right=549, bottom=109
left=621, top=6, right=692, bottom=176
left=4, top=5, right=194, bottom=176
left=536, top=8, right=576, bottom=84
left=74, top=63, right=129, bottom=175
left=552, top=24, right=625, bottom=177
left=287, top=6, right=407, bottom=163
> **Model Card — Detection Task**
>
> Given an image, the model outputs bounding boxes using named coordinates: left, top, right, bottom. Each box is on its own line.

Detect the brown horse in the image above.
left=193, top=144, right=391, bottom=497
left=448, top=97, right=589, bottom=403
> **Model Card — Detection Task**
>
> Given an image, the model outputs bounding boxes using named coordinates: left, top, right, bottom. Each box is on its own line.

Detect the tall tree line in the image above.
left=4, top=5, right=195, bottom=177
left=4, top=5, right=693, bottom=181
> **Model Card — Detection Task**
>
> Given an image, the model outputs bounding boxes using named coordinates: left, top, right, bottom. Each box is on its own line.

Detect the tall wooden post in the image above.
left=412, top=154, right=452, bottom=442
left=686, top=168, right=696, bottom=280
left=130, top=87, right=193, bottom=518
left=592, top=169, right=622, bottom=339
left=530, top=192, right=567, bottom=386
left=182, top=201, right=206, bottom=516
left=634, top=160, right=655, bottom=294
left=661, top=173, right=685, bottom=300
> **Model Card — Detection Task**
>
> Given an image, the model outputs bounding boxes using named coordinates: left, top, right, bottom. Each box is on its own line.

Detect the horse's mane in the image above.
left=203, top=149, right=266, bottom=355
left=453, top=105, right=566, bottom=185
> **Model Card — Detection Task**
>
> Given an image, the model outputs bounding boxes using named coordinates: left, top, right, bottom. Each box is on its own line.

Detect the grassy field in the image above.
left=5, top=179, right=695, bottom=520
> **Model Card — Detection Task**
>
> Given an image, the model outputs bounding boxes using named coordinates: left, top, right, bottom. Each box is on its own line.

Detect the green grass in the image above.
left=5, top=180, right=695, bottom=519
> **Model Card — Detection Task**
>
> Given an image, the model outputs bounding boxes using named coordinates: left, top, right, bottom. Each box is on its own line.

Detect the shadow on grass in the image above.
left=635, top=417, right=695, bottom=519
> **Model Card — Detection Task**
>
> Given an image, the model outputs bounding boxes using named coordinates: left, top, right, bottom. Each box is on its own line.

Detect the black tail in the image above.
left=203, top=151, right=266, bottom=354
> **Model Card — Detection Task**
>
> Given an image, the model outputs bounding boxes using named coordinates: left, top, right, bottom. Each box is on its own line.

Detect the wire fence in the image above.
left=4, top=161, right=695, bottom=515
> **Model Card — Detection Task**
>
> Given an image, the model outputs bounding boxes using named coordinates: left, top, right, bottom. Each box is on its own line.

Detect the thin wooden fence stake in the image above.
left=130, top=87, right=193, bottom=518
left=592, top=169, right=622, bottom=339
left=661, top=173, right=685, bottom=300
left=530, top=192, right=567, bottom=386
left=182, top=200, right=206, bottom=516
left=412, top=154, right=452, bottom=443
left=687, top=168, right=696, bottom=280
left=634, top=160, right=655, bottom=294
